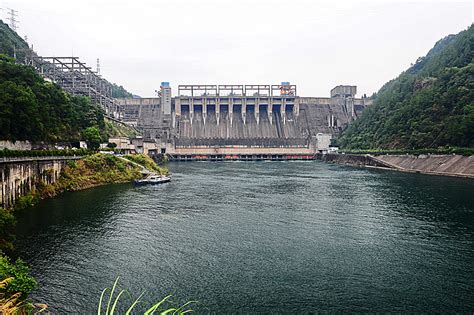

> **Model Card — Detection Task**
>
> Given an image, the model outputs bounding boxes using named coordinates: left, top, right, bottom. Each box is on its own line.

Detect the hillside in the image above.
left=340, top=25, right=473, bottom=149
left=0, top=20, right=29, bottom=60
left=111, top=83, right=134, bottom=98
left=0, top=20, right=138, bottom=143
left=0, top=55, right=106, bottom=142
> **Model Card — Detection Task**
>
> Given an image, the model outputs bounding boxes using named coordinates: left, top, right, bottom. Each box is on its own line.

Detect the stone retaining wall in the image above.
left=0, top=156, right=81, bottom=209
left=319, top=153, right=474, bottom=179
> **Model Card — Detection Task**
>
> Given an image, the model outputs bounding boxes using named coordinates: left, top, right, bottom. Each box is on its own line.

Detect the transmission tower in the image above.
left=7, top=8, right=18, bottom=31
left=96, top=58, right=100, bottom=74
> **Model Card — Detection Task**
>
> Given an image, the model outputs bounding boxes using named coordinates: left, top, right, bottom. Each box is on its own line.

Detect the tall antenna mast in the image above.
left=7, top=8, right=18, bottom=31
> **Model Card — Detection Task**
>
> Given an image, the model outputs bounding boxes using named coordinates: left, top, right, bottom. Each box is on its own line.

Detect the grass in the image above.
left=122, top=154, right=168, bottom=174
left=98, top=278, right=195, bottom=315
left=4, top=153, right=146, bottom=213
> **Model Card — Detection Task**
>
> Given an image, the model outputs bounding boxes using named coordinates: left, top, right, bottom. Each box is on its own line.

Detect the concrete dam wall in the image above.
left=319, top=154, right=474, bottom=179
left=0, top=156, right=80, bottom=209
left=115, top=84, right=372, bottom=159
left=374, top=154, right=474, bottom=178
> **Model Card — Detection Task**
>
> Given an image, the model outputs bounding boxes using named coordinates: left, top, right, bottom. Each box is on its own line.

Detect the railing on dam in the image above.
left=0, top=156, right=83, bottom=164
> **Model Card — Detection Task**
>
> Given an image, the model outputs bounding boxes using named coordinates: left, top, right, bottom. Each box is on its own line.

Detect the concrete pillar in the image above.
left=255, top=99, right=260, bottom=124
left=269, top=98, right=273, bottom=125
left=242, top=97, right=246, bottom=124
left=190, top=98, right=194, bottom=125
left=203, top=97, right=207, bottom=125
left=229, top=98, right=233, bottom=125
left=216, top=97, right=220, bottom=125
left=281, top=98, right=286, bottom=124
left=174, top=98, right=181, bottom=129
left=294, top=98, right=299, bottom=116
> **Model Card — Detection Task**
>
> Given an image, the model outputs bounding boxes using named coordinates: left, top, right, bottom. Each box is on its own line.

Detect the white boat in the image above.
left=135, top=174, right=171, bottom=185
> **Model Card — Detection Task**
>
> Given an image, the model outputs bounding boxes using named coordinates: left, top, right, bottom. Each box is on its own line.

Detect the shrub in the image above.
left=0, top=148, right=94, bottom=158
left=0, top=255, right=36, bottom=296
left=122, top=154, right=167, bottom=174
left=14, top=194, right=39, bottom=212
left=0, top=209, right=16, bottom=253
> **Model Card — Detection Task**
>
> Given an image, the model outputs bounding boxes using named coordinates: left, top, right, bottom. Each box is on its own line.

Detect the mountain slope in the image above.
left=0, top=20, right=29, bottom=59
left=0, top=55, right=105, bottom=142
left=340, top=25, right=474, bottom=149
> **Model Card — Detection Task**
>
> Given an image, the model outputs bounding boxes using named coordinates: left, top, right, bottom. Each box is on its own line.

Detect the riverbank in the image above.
left=1, top=153, right=165, bottom=311
left=8, top=153, right=165, bottom=211
left=318, top=153, right=474, bottom=179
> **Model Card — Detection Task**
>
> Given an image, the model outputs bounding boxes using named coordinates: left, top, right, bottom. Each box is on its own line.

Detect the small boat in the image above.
left=135, top=174, right=171, bottom=185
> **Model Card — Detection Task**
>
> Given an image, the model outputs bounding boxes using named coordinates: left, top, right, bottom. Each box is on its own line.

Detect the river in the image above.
left=15, top=161, right=474, bottom=313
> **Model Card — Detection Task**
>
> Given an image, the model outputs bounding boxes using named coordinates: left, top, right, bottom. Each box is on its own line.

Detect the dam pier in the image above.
left=115, top=83, right=372, bottom=160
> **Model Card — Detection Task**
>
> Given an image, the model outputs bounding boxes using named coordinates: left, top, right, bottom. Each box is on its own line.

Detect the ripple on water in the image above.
left=13, top=161, right=474, bottom=313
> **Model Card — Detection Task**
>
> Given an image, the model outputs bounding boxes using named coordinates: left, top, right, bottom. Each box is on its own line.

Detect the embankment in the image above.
left=1, top=153, right=164, bottom=210
left=1, top=156, right=81, bottom=209
left=318, top=154, right=474, bottom=179
left=0, top=153, right=164, bottom=311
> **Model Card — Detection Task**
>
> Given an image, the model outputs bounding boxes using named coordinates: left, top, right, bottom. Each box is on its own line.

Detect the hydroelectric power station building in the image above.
left=115, top=83, right=372, bottom=160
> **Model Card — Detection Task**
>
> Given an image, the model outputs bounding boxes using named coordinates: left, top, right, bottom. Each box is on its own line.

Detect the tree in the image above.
left=340, top=25, right=474, bottom=150
left=82, top=127, right=102, bottom=150
left=0, top=208, right=15, bottom=253
left=0, top=57, right=106, bottom=142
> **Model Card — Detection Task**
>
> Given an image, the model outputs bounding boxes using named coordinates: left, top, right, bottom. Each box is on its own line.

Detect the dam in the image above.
left=115, top=83, right=372, bottom=160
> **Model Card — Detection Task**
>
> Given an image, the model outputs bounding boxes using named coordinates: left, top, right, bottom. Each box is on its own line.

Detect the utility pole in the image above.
left=6, top=8, right=18, bottom=32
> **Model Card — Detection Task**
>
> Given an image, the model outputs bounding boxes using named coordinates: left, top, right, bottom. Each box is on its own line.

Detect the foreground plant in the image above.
left=0, top=276, right=47, bottom=314
left=98, top=278, right=195, bottom=315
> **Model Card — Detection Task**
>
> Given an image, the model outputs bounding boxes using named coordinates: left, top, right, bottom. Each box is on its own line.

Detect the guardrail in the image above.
left=0, top=156, right=83, bottom=164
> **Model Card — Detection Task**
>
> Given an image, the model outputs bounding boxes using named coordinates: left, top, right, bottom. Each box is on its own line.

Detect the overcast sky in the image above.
left=1, top=0, right=472, bottom=97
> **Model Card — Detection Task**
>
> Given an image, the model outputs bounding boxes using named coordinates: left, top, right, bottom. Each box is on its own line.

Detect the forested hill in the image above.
left=0, top=55, right=105, bottom=142
left=0, top=20, right=140, bottom=143
left=340, top=25, right=473, bottom=149
left=0, top=20, right=29, bottom=60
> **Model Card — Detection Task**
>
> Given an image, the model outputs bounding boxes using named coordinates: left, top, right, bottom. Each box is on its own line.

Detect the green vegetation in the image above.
left=104, top=119, right=139, bottom=138
left=0, top=152, right=163, bottom=220
left=0, top=55, right=106, bottom=142
left=10, top=153, right=164, bottom=203
left=0, top=208, right=15, bottom=253
left=83, top=127, right=103, bottom=150
left=123, top=154, right=168, bottom=174
left=98, top=278, right=194, bottom=315
left=0, top=256, right=36, bottom=296
left=35, top=153, right=151, bottom=199
left=340, top=25, right=474, bottom=150
left=0, top=20, right=138, bottom=144
left=0, top=154, right=163, bottom=312
left=0, top=255, right=38, bottom=314
left=111, top=83, right=134, bottom=98
left=0, top=20, right=29, bottom=60
left=0, top=148, right=91, bottom=158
